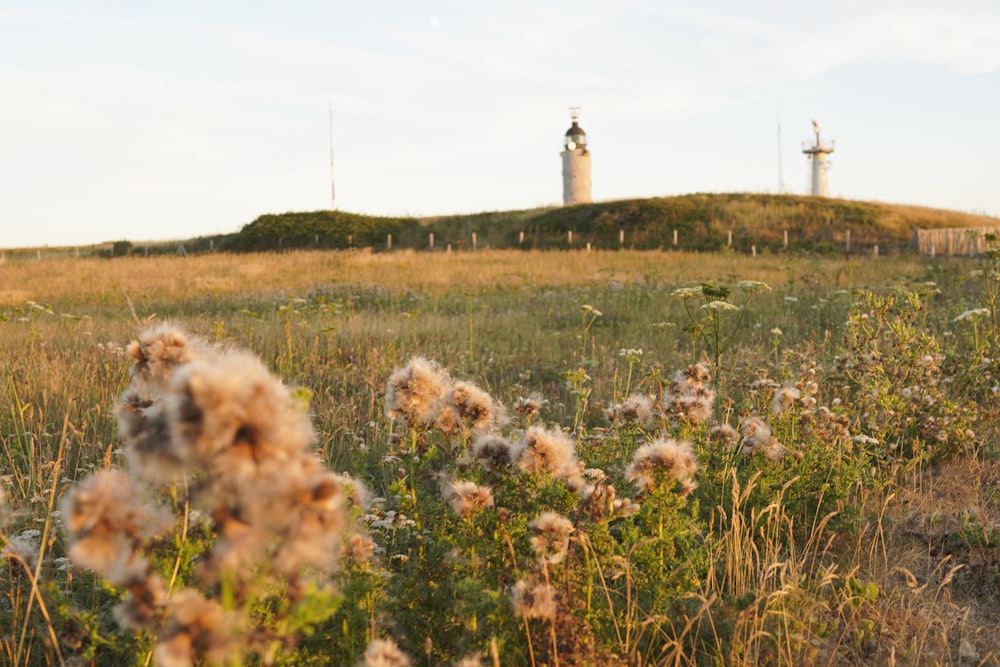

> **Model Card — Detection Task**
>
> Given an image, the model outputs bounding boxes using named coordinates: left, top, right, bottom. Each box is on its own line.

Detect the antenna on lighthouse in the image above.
left=328, top=101, right=336, bottom=210
left=801, top=119, right=835, bottom=197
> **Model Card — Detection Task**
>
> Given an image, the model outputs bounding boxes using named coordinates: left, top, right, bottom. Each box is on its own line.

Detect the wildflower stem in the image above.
left=541, top=564, right=561, bottom=667
left=408, top=429, right=422, bottom=532
left=578, top=536, right=624, bottom=650
left=167, top=478, right=191, bottom=593
left=467, top=294, right=475, bottom=364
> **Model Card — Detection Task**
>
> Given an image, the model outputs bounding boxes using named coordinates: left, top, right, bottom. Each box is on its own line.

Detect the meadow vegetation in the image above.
left=1, top=248, right=999, bottom=665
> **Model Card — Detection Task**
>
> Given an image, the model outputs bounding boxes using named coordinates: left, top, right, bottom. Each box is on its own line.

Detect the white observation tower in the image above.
left=802, top=119, right=835, bottom=197
left=561, top=108, right=592, bottom=205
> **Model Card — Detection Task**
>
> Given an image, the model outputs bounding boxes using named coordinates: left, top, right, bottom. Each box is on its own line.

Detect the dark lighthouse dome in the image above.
left=564, top=120, right=587, bottom=149
left=564, top=120, right=587, bottom=137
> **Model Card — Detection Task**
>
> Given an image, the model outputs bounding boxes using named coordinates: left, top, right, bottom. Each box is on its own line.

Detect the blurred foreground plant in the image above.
left=59, top=324, right=374, bottom=665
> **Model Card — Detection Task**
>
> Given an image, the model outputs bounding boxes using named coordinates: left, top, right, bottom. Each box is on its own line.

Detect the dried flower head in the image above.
left=357, top=637, right=412, bottom=667
left=677, top=364, right=711, bottom=386
left=529, top=511, right=575, bottom=564
left=709, top=423, right=739, bottom=446
left=626, top=438, right=698, bottom=493
left=125, top=323, right=207, bottom=396
left=113, top=575, right=168, bottom=630
left=606, top=393, right=655, bottom=428
left=444, top=479, right=494, bottom=519
left=513, top=393, right=548, bottom=420
left=772, top=386, right=801, bottom=416
left=168, top=351, right=315, bottom=474
left=385, top=357, right=451, bottom=428
left=664, top=365, right=715, bottom=423
left=2, top=533, right=39, bottom=571
left=343, top=533, right=377, bottom=563
left=60, top=469, right=172, bottom=584
left=435, top=380, right=505, bottom=436
left=116, top=390, right=184, bottom=483
left=739, top=416, right=775, bottom=455
left=514, top=425, right=579, bottom=481
left=270, top=468, right=351, bottom=576
left=471, top=434, right=517, bottom=471
left=156, top=589, right=239, bottom=667
left=511, top=580, right=557, bottom=619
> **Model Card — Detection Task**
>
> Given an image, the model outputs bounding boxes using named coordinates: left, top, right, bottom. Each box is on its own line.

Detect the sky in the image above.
left=2, top=1, right=1000, bottom=248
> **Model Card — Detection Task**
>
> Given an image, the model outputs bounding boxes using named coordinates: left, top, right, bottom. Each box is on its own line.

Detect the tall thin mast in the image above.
left=776, top=98, right=785, bottom=194
left=329, top=102, right=336, bottom=210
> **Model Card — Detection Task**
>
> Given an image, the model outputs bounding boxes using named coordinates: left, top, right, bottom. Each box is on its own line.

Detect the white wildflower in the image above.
left=953, top=308, right=990, bottom=322
left=701, top=301, right=740, bottom=313
left=671, top=286, right=703, bottom=299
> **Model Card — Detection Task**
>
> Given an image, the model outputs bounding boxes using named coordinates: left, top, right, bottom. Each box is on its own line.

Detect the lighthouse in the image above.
left=561, top=108, right=592, bottom=205
left=802, top=119, right=835, bottom=197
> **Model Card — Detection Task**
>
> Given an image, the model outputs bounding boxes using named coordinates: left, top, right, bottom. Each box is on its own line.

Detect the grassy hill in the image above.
left=225, top=193, right=1000, bottom=255
left=6, top=193, right=999, bottom=258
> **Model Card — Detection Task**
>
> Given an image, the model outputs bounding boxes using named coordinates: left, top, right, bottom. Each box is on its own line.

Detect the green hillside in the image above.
left=10, top=193, right=996, bottom=258
left=226, top=193, right=1000, bottom=254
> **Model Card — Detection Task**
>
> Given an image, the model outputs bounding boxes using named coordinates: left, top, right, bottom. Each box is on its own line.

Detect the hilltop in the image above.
left=6, top=193, right=999, bottom=258
left=227, top=193, right=1000, bottom=255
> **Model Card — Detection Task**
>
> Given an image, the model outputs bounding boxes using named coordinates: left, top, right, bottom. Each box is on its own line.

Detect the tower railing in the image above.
left=801, top=139, right=835, bottom=153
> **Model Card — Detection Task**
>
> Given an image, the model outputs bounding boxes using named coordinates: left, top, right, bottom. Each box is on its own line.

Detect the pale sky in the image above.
left=2, top=1, right=999, bottom=248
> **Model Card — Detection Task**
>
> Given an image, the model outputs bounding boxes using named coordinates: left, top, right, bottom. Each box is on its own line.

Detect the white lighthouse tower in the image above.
left=561, top=108, right=592, bottom=205
left=802, top=119, right=835, bottom=197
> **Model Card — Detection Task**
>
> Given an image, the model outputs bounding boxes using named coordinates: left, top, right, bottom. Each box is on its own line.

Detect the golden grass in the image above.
left=0, top=248, right=941, bottom=306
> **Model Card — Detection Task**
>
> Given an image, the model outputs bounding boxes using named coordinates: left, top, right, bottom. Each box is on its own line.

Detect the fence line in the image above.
left=15, top=227, right=999, bottom=261
left=914, top=227, right=1000, bottom=256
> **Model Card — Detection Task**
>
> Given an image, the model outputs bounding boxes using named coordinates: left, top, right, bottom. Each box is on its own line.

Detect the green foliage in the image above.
left=834, top=289, right=978, bottom=465
left=111, top=240, right=134, bottom=257
left=232, top=210, right=421, bottom=251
